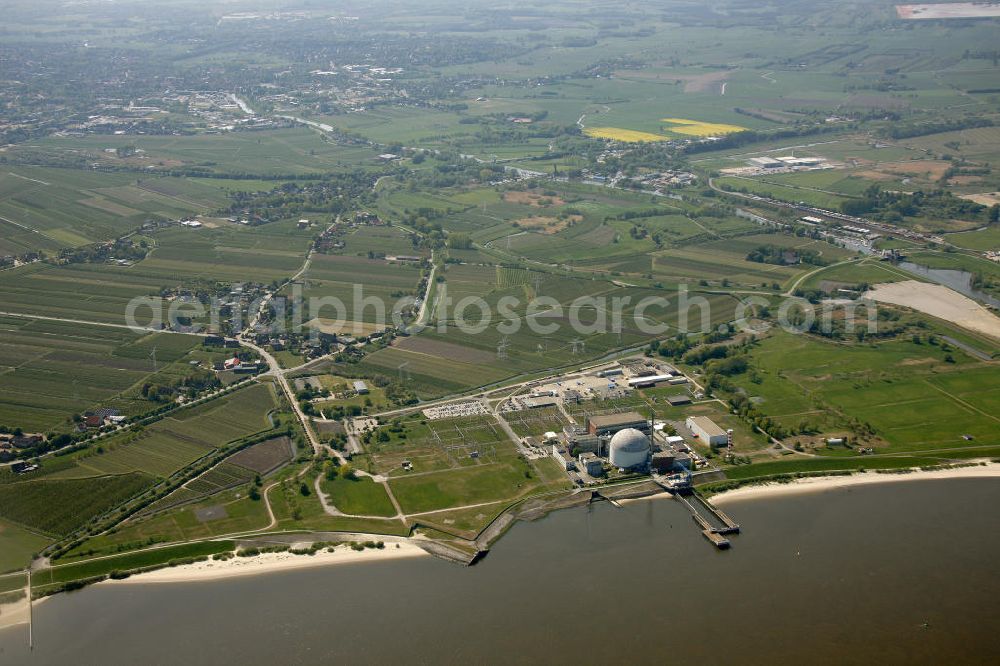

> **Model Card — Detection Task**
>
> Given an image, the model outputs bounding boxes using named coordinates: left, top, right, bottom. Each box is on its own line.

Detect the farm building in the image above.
left=353, top=380, right=369, bottom=394
left=666, top=395, right=691, bottom=406
left=686, top=416, right=729, bottom=447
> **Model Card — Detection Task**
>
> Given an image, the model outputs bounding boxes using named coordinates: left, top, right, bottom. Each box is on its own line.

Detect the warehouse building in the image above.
left=686, top=416, right=729, bottom=447
left=626, top=374, right=673, bottom=388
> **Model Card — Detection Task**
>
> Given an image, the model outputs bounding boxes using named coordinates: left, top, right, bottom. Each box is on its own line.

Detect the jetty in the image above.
left=653, top=473, right=740, bottom=549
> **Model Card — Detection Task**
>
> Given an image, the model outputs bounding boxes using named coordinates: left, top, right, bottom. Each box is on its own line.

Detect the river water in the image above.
left=1, top=478, right=998, bottom=665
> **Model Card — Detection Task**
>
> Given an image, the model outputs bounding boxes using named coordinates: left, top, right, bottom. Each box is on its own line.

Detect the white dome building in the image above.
left=608, top=428, right=650, bottom=469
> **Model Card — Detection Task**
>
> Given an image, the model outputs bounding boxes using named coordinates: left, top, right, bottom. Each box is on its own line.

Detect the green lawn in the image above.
left=319, top=475, right=397, bottom=517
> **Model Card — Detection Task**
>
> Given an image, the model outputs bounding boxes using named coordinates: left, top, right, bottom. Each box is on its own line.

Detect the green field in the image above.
left=319, top=475, right=397, bottom=517
left=730, top=330, right=1000, bottom=452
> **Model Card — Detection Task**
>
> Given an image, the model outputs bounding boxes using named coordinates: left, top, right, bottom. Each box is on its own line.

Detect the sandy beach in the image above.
left=0, top=598, right=31, bottom=631
left=712, top=462, right=1000, bottom=505
left=863, top=280, right=1000, bottom=340
left=110, top=541, right=430, bottom=585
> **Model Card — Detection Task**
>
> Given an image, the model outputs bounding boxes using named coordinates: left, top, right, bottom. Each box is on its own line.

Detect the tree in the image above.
left=299, top=482, right=311, bottom=496
left=249, top=485, right=261, bottom=501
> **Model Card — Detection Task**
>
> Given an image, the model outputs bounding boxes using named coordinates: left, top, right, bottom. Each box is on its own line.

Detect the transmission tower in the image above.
left=570, top=338, right=585, bottom=355
left=497, top=335, right=510, bottom=361
left=150, top=346, right=158, bottom=372
left=397, top=361, right=411, bottom=383
left=532, top=273, right=543, bottom=296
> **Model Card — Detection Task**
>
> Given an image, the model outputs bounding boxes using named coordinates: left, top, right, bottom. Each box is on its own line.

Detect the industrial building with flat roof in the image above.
left=686, top=416, right=729, bottom=447
left=578, top=452, right=604, bottom=476
left=587, top=412, right=649, bottom=436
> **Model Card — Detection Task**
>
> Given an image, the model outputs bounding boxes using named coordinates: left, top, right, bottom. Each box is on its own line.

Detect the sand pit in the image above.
left=864, top=280, right=1000, bottom=340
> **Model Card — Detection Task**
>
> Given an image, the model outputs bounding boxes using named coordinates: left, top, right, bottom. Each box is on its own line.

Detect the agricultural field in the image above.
left=44, top=383, right=278, bottom=480
left=347, top=281, right=738, bottom=399
left=0, top=316, right=206, bottom=432
left=310, top=107, right=469, bottom=146
left=0, top=472, right=153, bottom=537
left=4, top=0, right=1000, bottom=609
left=136, top=219, right=313, bottom=284
left=0, top=166, right=231, bottom=254
left=654, top=232, right=855, bottom=288
left=291, top=252, right=424, bottom=332
left=0, top=220, right=312, bottom=324
left=29, top=127, right=384, bottom=177
left=226, top=436, right=295, bottom=475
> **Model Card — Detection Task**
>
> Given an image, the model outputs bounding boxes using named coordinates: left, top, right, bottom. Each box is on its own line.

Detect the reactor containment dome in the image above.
left=608, top=427, right=650, bottom=469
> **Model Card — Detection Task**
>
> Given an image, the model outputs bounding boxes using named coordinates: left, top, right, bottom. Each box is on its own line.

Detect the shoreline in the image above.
left=3, top=463, right=997, bottom=622
left=108, top=541, right=430, bottom=585
left=710, top=462, right=1000, bottom=505
left=0, top=543, right=430, bottom=630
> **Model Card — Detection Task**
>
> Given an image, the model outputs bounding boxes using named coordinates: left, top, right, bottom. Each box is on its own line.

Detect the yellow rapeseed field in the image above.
left=583, top=127, right=668, bottom=142
left=660, top=118, right=747, bottom=136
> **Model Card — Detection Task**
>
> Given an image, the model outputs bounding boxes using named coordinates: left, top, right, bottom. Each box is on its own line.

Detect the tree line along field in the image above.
left=728, top=329, right=1000, bottom=453
left=0, top=315, right=205, bottom=432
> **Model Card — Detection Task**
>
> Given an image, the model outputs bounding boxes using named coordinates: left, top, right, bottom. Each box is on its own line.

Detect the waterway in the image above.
left=899, top=261, right=1000, bottom=308
left=1, top=478, right=998, bottom=664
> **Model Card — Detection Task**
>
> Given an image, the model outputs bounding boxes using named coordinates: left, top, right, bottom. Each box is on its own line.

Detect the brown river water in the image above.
left=1, top=477, right=998, bottom=665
